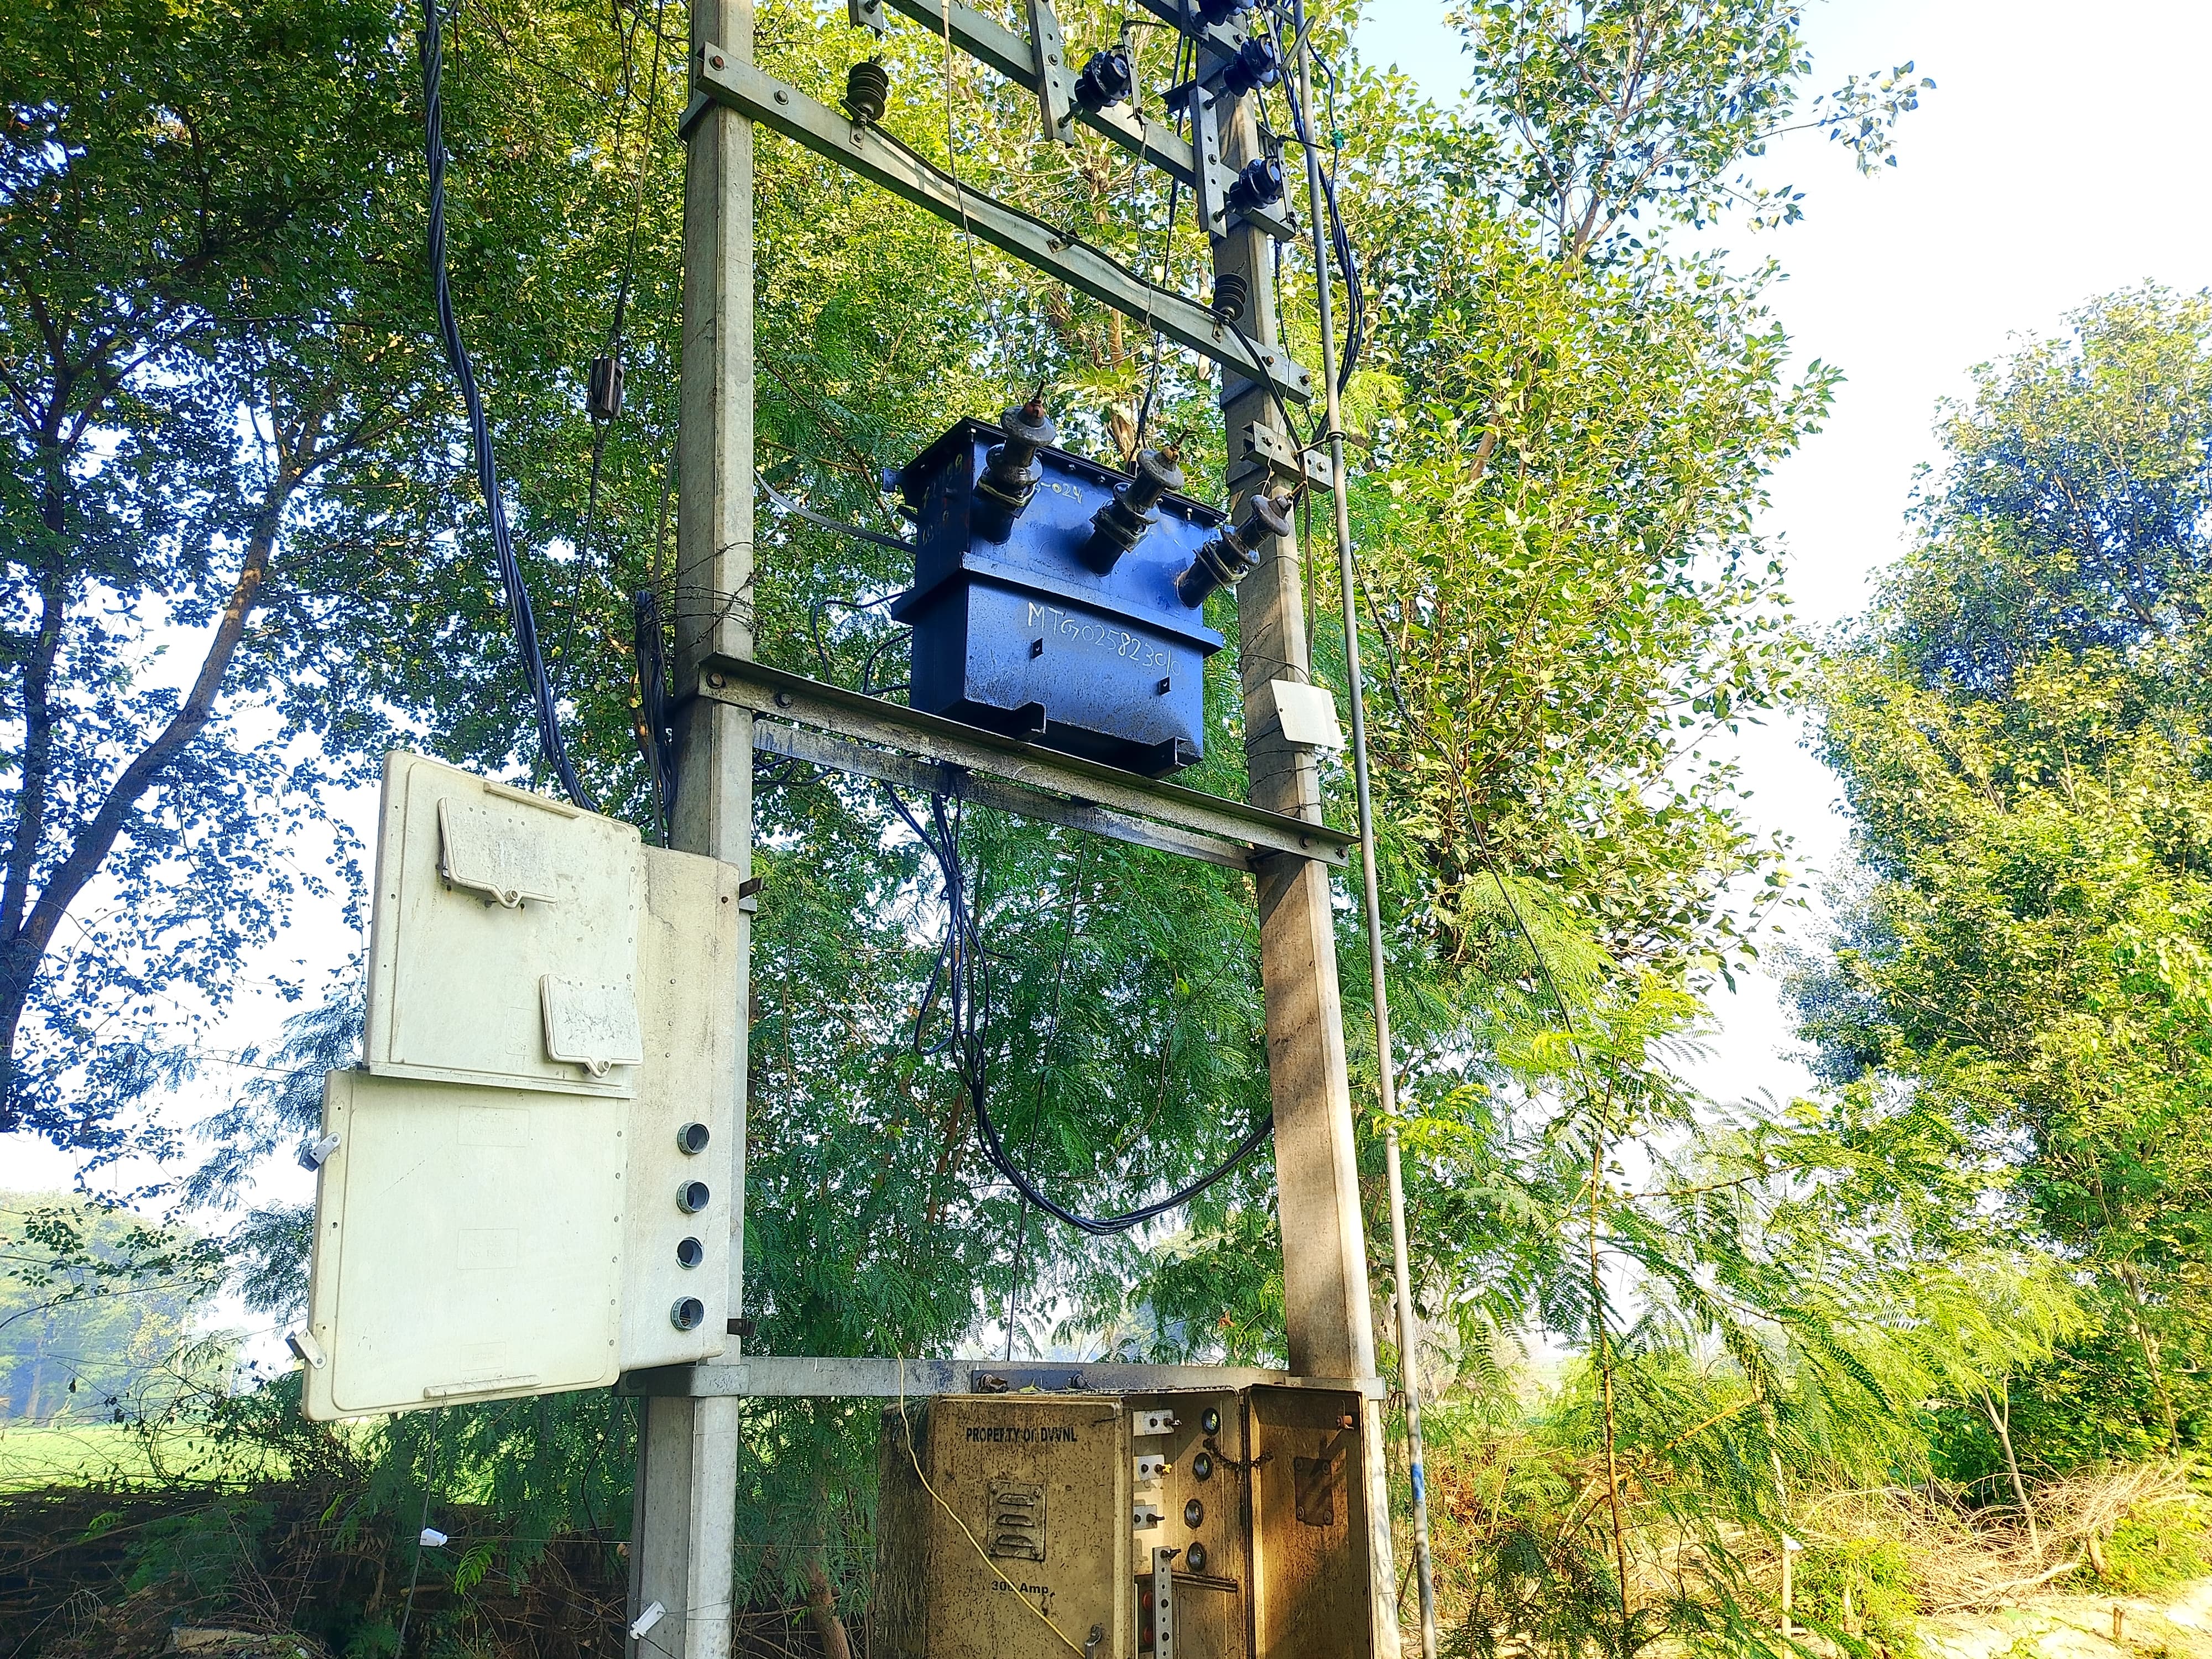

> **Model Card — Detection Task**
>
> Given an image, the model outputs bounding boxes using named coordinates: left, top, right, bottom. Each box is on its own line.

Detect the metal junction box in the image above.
left=875, top=1386, right=1371, bottom=1659
left=299, top=753, right=747, bottom=1420
left=890, top=420, right=1228, bottom=778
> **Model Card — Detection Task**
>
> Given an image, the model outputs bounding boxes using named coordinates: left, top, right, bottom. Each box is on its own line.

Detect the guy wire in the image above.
left=1289, top=4, right=1436, bottom=1653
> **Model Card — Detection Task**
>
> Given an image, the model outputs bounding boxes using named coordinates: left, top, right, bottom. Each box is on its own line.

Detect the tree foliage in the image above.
left=0, top=0, right=2012, bottom=1650
left=1797, top=286, right=2212, bottom=1464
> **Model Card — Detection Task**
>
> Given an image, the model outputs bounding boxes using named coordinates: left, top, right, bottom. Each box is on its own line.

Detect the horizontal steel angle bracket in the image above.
left=617, top=1355, right=1387, bottom=1398
left=691, top=49, right=1313, bottom=406
left=699, top=656, right=1350, bottom=867
left=758, top=721, right=1255, bottom=870
left=875, top=0, right=1298, bottom=244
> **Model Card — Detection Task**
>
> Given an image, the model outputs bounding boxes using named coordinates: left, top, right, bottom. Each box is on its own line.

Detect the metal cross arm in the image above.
left=619, top=1355, right=1388, bottom=1399
left=688, top=48, right=1314, bottom=406
left=874, top=0, right=1299, bottom=244
left=700, top=654, right=1352, bottom=868
left=881, top=0, right=1192, bottom=178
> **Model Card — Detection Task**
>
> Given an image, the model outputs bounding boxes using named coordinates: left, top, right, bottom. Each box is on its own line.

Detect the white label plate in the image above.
left=439, top=796, right=559, bottom=907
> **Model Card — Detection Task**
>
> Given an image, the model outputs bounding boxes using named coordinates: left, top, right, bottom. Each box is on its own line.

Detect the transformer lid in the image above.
left=899, top=417, right=1229, bottom=528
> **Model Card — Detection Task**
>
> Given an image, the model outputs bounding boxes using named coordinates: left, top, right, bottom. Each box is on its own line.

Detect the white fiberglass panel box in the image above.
left=366, top=752, right=643, bottom=1098
left=301, top=1070, right=624, bottom=1421
left=618, top=844, right=747, bottom=1368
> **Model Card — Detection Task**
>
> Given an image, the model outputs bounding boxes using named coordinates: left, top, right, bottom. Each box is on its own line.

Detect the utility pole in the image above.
left=1213, top=93, right=1403, bottom=1659
left=628, top=0, right=753, bottom=1646
left=1292, top=5, right=1438, bottom=1652
left=630, top=4, right=1402, bottom=1650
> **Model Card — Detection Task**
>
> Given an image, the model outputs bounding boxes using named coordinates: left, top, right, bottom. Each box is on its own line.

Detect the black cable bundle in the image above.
left=632, top=587, right=675, bottom=840
left=1272, top=3, right=1366, bottom=394
left=888, top=785, right=1275, bottom=1237
left=420, top=0, right=596, bottom=811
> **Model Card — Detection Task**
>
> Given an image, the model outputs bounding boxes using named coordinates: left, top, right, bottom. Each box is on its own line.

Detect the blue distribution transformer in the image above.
left=891, top=411, right=1261, bottom=778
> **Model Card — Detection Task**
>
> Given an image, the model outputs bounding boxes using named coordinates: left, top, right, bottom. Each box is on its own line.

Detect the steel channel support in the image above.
left=618, top=1356, right=1386, bottom=1399
left=628, top=0, right=755, bottom=1653
left=754, top=721, right=1259, bottom=871
left=689, top=50, right=1313, bottom=407
left=1209, top=72, right=1404, bottom=1659
left=698, top=654, right=1351, bottom=867
left=1022, top=0, right=1076, bottom=141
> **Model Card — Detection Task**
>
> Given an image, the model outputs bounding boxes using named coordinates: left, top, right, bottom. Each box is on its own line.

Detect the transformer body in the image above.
left=875, top=1386, right=1373, bottom=1659
left=891, top=420, right=1228, bottom=777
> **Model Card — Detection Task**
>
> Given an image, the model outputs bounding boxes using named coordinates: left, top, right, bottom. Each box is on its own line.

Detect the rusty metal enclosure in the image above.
left=875, top=1386, right=1370, bottom=1659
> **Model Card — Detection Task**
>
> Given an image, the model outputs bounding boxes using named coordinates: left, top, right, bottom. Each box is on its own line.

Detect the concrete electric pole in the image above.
left=626, top=0, right=754, bottom=1648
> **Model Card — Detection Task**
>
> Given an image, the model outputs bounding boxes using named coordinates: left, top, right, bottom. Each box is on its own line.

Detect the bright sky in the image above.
left=7, top=1, right=2212, bottom=1236
left=1355, top=0, right=2212, bottom=1107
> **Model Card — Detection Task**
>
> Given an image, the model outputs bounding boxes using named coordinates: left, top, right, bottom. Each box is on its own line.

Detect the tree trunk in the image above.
left=0, top=477, right=291, bottom=1125
left=2112, top=1266, right=2179, bottom=1448
left=1981, top=1383, right=2041, bottom=1562
left=800, top=1545, right=853, bottom=1659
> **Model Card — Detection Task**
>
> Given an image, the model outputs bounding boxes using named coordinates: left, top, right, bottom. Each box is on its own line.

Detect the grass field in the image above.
left=0, top=1420, right=238, bottom=1491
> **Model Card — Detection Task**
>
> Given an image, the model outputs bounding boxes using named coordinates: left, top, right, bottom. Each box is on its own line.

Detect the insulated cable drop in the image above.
left=420, top=0, right=596, bottom=811
left=889, top=785, right=1275, bottom=1237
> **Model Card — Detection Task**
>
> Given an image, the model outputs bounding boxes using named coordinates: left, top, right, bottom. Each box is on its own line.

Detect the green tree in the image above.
left=0, top=1190, right=221, bottom=1421
left=1796, top=285, right=2212, bottom=1462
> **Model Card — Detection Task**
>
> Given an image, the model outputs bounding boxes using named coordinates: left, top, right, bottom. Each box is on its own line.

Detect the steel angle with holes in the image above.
left=300, top=1070, right=624, bottom=1420
left=708, top=658, right=1352, bottom=871
left=366, top=753, right=644, bottom=1097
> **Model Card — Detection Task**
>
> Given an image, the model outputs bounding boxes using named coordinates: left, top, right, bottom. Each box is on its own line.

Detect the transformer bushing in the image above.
left=1176, top=491, right=1293, bottom=607
left=1081, top=446, right=1185, bottom=573
left=971, top=399, right=1057, bottom=542
left=889, top=419, right=1227, bottom=776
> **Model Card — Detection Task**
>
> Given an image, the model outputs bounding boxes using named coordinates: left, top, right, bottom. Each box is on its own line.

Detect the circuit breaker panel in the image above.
left=297, top=753, right=746, bottom=1421
left=875, top=1386, right=1370, bottom=1659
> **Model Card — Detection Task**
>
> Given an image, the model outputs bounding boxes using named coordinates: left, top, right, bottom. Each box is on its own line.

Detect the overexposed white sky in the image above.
left=1355, top=0, right=2212, bottom=1107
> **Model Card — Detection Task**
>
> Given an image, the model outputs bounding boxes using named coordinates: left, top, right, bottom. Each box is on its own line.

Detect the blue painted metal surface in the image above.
left=890, top=419, right=1228, bottom=777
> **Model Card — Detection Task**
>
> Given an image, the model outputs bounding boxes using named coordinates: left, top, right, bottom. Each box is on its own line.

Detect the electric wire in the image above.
left=1264, top=0, right=1364, bottom=394
left=935, top=0, right=1021, bottom=393
left=559, top=0, right=674, bottom=670
left=1132, top=32, right=1191, bottom=456
left=886, top=783, right=1273, bottom=1238
left=1288, top=4, right=1433, bottom=1652
left=757, top=471, right=916, bottom=555
left=419, top=0, right=596, bottom=810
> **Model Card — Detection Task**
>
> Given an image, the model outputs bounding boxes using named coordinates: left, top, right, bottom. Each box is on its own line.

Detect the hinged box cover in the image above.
left=1248, top=1387, right=1372, bottom=1659
left=302, top=1071, right=624, bottom=1420
left=366, top=753, right=643, bottom=1097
